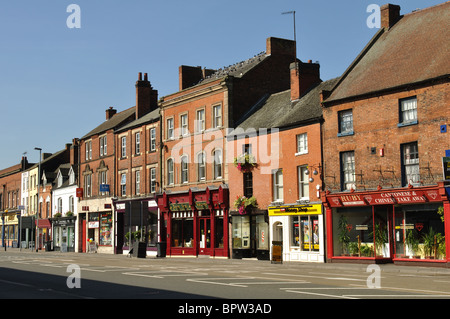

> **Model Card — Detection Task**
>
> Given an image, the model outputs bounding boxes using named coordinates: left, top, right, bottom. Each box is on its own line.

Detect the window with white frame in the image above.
left=57, top=197, right=63, bottom=214
left=296, top=133, right=308, bottom=155
left=150, top=167, right=156, bottom=193
left=213, top=104, right=222, bottom=128
left=399, top=97, right=417, bottom=125
left=85, top=141, right=92, bottom=160
left=341, top=151, right=355, bottom=191
left=99, top=170, right=107, bottom=195
left=298, top=165, right=309, bottom=200
left=135, top=170, right=140, bottom=195
left=135, top=132, right=141, bottom=155
left=273, top=169, right=283, bottom=202
left=167, top=118, right=174, bottom=139
left=69, top=196, right=74, bottom=213
left=197, top=152, right=206, bottom=181
left=181, top=155, right=189, bottom=183
left=150, top=128, right=156, bottom=151
left=121, top=136, right=126, bottom=158
left=180, top=114, right=188, bottom=136
left=84, top=174, right=92, bottom=197
left=213, top=149, right=222, bottom=179
left=196, top=109, right=205, bottom=132
left=120, top=173, right=126, bottom=196
left=402, top=142, right=419, bottom=186
left=100, top=135, right=107, bottom=157
left=167, top=158, right=174, bottom=185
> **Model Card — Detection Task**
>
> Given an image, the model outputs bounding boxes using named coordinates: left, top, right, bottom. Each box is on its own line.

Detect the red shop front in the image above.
left=158, top=186, right=229, bottom=258
left=323, top=182, right=450, bottom=266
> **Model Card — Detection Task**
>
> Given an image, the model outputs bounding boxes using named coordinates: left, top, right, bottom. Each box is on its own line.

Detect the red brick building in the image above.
left=158, top=37, right=298, bottom=258
left=321, top=3, right=450, bottom=265
left=0, top=157, right=32, bottom=248
left=78, top=94, right=136, bottom=253
left=112, top=73, right=162, bottom=256
left=228, top=59, right=337, bottom=261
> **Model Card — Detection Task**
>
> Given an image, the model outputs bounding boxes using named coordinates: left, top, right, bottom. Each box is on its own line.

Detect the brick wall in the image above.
left=322, top=81, right=450, bottom=192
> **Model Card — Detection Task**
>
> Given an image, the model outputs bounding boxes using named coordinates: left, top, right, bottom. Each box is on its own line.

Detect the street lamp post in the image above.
left=35, top=147, right=42, bottom=252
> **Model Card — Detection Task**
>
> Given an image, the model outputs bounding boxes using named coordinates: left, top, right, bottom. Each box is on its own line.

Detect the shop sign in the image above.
left=88, top=221, right=99, bottom=228
left=329, top=189, right=438, bottom=207
left=268, top=204, right=321, bottom=216
left=443, top=157, right=450, bottom=181
left=170, top=202, right=192, bottom=212
left=76, top=188, right=83, bottom=197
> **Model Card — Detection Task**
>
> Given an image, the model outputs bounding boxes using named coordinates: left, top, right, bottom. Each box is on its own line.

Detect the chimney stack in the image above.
left=290, top=61, right=321, bottom=101
left=266, top=37, right=296, bottom=57
left=381, top=4, right=401, bottom=30
left=106, top=106, right=117, bottom=120
left=136, top=72, right=158, bottom=119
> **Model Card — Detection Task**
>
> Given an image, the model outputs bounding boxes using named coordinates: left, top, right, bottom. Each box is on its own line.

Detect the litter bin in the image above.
left=132, top=241, right=146, bottom=258
left=157, top=242, right=166, bottom=257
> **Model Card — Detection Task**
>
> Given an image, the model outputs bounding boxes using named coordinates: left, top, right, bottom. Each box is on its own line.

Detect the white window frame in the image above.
left=100, top=135, right=107, bottom=157
left=338, top=109, right=353, bottom=135
left=213, top=149, right=222, bottom=179
left=135, top=132, right=141, bottom=155
left=296, top=133, right=308, bottom=155
left=121, top=136, right=127, bottom=158
left=180, top=113, right=188, bottom=136
left=213, top=104, right=222, bottom=128
left=399, top=97, right=418, bottom=125
left=135, top=170, right=141, bottom=195
left=197, top=152, right=206, bottom=181
left=181, top=155, right=189, bottom=183
left=341, top=151, right=356, bottom=191
left=167, top=118, right=174, bottom=140
left=196, top=109, right=205, bottom=132
left=120, top=173, right=126, bottom=197
left=150, top=128, right=156, bottom=151
left=167, top=158, right=174, bottom=185
left=298, top=165, right=309, bottom=200
left=150, top=167, right=156, bottom=193
left=273, top=169, right=283, bottom=202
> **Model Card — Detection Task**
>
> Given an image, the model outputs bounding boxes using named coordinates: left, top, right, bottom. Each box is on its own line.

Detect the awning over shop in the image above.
left=35, top=219, right=51, bottom=228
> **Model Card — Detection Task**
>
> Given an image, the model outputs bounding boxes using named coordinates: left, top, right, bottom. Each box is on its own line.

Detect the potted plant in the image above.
left=234, top=195, right=258, bottom=215
left=348, top=241, right=359, bottom=257
left=234, top=153, right=257, bottom=173
left=422, top=227, right=437, bottom=259
left=405, top=229, right=420, bottom=259
left=360, top=244, right=373, bottom=257
left=338, top=215, right=351, bottom=255
left=372, top=223, right=388, bottom=257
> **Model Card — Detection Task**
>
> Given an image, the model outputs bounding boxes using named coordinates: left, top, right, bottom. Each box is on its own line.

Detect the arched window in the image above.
left=197, top=152, right=206, bottom=181
left=167, top=158, right=174, bottom=185
left=181, top=155, right=189, bottom=184
left=213, top=149, right=222, bottom=179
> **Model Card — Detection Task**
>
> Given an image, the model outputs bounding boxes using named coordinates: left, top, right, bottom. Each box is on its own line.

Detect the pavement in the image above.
left=3, top=247, right=450, bottom=277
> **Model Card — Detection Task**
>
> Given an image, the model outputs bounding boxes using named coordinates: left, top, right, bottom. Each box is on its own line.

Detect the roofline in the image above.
left=323, top=74, right=449, bottom=107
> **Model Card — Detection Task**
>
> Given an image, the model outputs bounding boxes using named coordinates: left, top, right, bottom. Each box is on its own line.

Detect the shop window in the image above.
left=340, top=151, right=355, bottom=191
left=172, top=215, right=194, bottom=248
left=401, top=142, right=419, bottom=187
left=215, top=214, right=224, bottom=248
left=332, top=207, right=374, bottom=257
left=394, top=203, right=445, bottom=260
left=292, top=215, right=319, bottom=251
left=100, top=212, right=112, bottom=246
left=232, top=215, right=250, bottom=249
left=256, top=215, right=269, bottom=250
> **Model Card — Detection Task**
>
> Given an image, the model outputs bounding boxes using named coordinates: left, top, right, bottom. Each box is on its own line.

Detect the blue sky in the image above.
left=0, top=0, right=444, bottom=169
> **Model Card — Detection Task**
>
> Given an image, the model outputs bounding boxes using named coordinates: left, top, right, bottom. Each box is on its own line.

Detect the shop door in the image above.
left=198, top=217, right=211, bottom=255
left=81, top=219, right=86, bottom=253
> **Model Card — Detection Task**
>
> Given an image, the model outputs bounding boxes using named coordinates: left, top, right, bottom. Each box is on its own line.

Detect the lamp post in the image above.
left=34, top=147, right=42, bottom=252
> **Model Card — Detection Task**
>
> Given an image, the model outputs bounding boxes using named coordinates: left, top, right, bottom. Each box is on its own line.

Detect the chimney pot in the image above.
left=138, top=72, right=142, bottom=81
left=144, top=73, right=148, bottom=81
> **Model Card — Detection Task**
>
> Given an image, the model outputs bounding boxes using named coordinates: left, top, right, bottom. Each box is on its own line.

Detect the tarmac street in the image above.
left=1, top=249, right=450, bottom=303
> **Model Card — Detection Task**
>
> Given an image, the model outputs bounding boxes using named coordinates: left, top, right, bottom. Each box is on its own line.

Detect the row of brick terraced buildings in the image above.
left=1, top=3, right=449, bottom=266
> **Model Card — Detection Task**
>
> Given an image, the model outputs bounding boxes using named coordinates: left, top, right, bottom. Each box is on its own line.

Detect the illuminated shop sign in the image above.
left=268, top=204, right=321, bottom=216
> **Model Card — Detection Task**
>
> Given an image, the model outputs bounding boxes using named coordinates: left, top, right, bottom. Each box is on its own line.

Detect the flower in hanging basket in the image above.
left=234, top=153, right=257, bottom=172
left=234, top=195, right=258, bottom=215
